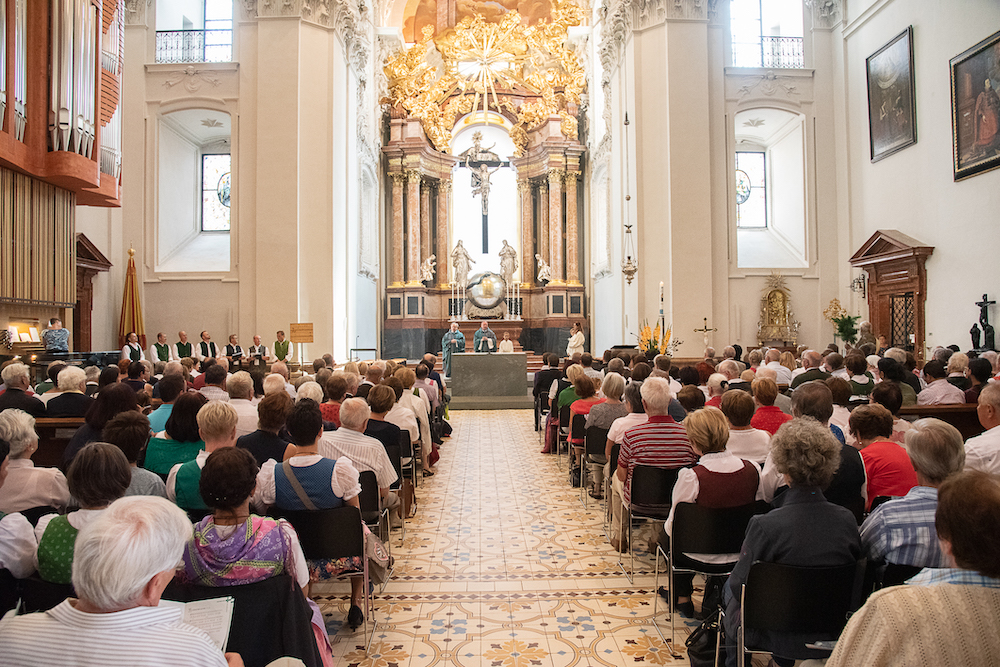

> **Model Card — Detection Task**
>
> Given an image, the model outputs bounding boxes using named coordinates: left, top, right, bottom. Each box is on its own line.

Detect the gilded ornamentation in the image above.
left=382, top=0, right=587, bottom=155
left=757, top=272, right=800, bottom=345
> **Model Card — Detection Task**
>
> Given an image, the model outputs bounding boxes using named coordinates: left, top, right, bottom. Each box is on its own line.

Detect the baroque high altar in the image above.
left=381, top=0, right=588, bottom=359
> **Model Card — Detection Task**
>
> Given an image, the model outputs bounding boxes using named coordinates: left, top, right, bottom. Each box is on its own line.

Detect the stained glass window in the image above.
left=202, top=154, right=231, bottom=231
left=736, top=151, right=767, bottom=229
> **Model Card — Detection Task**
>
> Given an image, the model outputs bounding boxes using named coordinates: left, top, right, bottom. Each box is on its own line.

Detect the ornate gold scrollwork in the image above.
left=382, top=0, right=587, bottom=155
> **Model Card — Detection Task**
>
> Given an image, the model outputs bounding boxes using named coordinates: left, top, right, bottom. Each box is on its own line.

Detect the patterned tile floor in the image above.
left=312, top=410, right=708, bottom=667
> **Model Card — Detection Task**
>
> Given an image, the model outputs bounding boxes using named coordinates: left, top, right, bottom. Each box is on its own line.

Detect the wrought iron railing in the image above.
left=155, top=29, right=232, bottom=63
left=732, top=36, right=804, bottom=69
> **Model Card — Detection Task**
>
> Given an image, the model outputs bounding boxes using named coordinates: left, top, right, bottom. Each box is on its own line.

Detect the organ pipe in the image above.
left=49, top=0, right=97, bottom=157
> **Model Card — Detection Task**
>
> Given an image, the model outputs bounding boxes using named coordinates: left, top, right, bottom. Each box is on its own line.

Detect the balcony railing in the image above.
left=732, top=36, right=804, bottom=69
left=155, top=29, right=232, bottom=64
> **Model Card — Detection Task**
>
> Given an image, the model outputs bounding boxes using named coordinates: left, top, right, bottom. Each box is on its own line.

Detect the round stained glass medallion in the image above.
left=217, top=172, right=232, bottom=207
left=735, top=169, right=751, bottom=205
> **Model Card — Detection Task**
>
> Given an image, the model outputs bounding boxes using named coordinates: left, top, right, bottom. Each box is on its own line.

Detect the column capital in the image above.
left=406, top=169, right=422, bottom=183
left=441, top=178, right=452, bottom=193
left=421, top=180, right=432, bottom=192
left=390, top=171, right=408, bottom=185
left=547, top=169, right=566, bottom=185
left=516, top=179, right=532, bottom=194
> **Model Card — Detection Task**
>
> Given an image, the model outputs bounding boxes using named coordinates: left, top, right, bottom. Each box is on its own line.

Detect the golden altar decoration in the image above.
left=382, top=0, right=587, bottom=156
left=757, top=272, right=800, bottom=345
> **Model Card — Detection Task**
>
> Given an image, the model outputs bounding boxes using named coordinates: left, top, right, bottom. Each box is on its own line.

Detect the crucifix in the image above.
left=693, top=317, right=717, bottom=347
left=464, top=131, right=508, bottom=254
left=977, top=293, right=996, bottom=351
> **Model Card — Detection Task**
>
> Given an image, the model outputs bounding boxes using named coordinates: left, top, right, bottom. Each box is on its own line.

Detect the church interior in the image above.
left=1, top=0, right=1000, bottom=664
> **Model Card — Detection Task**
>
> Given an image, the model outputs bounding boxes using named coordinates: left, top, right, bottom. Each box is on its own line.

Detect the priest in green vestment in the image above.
left=473, top=321, right=497, bottom=353
left=441, top=323, right=466, bottom=376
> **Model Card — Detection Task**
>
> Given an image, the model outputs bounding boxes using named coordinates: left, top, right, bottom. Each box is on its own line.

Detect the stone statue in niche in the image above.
left=499, top=240, right=517, bottom=284
left=451, top=240, right=475, bottom=291
left=420, top=254, right=436, bottom=283
left=535, top=254, right=552, bottom=283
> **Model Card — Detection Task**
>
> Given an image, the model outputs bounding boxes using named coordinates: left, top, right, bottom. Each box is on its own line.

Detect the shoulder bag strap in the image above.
left=282, top=460, right=319, bottom=511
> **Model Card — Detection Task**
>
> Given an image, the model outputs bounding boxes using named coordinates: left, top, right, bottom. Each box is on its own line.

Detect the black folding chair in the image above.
left=358, top=470, right=390, bottom=586
left=603, top=443, right=621, bottom=535
left=738, top=560, right=866, bottom=663
left=271, top=505, right=376, bottom=652
left=19, top=575, right=75, bottom=613
left=581, top=426, right=609, bottom=507
left=0, top=568, right=20, bottom=616
left=653, top=501, right=770, bottom=655
left=163, top=574, right=323, bottom=667
left=556, top=404, right=571, bottom=468
left=568, top=413, right=587, bottom=486
left=618, top=465, right=679, bottom=583
left=384, top=442, right=405, bottom=543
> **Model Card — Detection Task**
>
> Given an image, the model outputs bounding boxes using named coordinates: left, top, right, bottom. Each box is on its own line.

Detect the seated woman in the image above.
left=827, top=471, right=1000, bottom=666
left=176, top=447, right=334, bottom=666
left=321, top=374, right=348, bottom=427
left=0, top=409, right=71, bottom=514
left=846, top=353, right=875, bottom=401
left=569, top=375, right=605, bottom=476
left=723, top=418, right=862, bottom=667
left=849, top=404, right=918, bottom=509
left=663, top=407, right=762, bottom=617
left=0, top=436, right=37, bottom=578
left=35, top=443, right=132, bottom=584
left=584, top=372, right=627, bottom=499
left=144, top=392, right=207, bottom=477
left=541, top=362, right=583, bottom=454
left=252, top=400, right=366, bottom=629
left=877, top=357, right=917, bottom=406
left=101, top=411, right=168, bottom=498
left=869, top=381, right=912, bottom=445
left=720, top=390, right=771, bottom=465
left=364, top=385, right=403, bottom=452
left=704, top=373, right=728, bottom=408
left=750, top=377, right=793, bottom=436
left=62, top=383, right=139, bottom=469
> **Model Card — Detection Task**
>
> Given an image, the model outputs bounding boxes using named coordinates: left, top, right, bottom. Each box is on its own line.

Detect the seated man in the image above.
left=965, top=382, right=1000, bottom=475
left=0, top=363, right=46, bottom=418
left=320, top=397, right=401, bottom=527
left=45, top=366, right=94, bottom=418
left=861, top=417, right=964, bottom=571
left=609, top=377, right=697, bottom=551
left=0, top=495, right=242, bottom=666
left=789, top=350, right=830, bottom=389
left=917, top=360, right=965, bottom=406
left=198, top=363, right=231, bottom=402
left=826, top=471, right=1000, bottom=667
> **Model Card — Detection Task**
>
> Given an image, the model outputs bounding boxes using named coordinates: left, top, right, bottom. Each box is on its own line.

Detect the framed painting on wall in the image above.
left=951, top=29, right=1000, bottom=181
left=867, top=26, right=917, bottom=162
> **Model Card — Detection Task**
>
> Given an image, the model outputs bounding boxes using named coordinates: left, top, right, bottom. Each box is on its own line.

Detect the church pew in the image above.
left=31, top=417, right=84, bottom=468
left=897, top=403, right=984, bottom=441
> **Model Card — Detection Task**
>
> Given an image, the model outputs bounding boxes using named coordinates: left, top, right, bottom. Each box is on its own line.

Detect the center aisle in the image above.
left=315, top=409, right=694, bottom=666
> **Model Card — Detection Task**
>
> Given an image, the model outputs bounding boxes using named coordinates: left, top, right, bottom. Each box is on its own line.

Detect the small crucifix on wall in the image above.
left=693, top=317, right=717, bottom=347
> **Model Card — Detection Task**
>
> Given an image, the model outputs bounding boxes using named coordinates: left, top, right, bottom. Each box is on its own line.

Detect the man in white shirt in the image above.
left=247, top=335, right=269, bottom=371
left=197, top=364, right=231, bottom=403
left=195, top=330, right=223, bottom=362
left=227, top=371, right=259, bottom=438
left=320, top=398, right=401, bottom=524
left=270, top=361, right=297, bottom=399
left=148, top=332, right=177, bottom=363
left=121, top=331, right=145, bottom=363
left=917, top=360, right=966, bottom=406
left=763, top=348, right=793, bottom=385
left=174, top=330, right=195, bottom=361
left=0, top=496, right=240, bottom=666
left=965, top=383, right=1000, bottom=475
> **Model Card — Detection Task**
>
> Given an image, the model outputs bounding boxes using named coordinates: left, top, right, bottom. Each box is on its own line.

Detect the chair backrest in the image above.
left=608, top=443, right=621, bottom=471
left=869, top=495, right=893, bottom=512
left=269, top=505, right=365, bottom=561
left=384, top=443, right=403, bottom=490
left=570, top=412, right=587, bottom=440
left=672, top=501, right=770, bottom=557
left=398, top=430, right=413, bottom=459
left=0, top=568, right=19, bottom=616
left=585, top=426, right=610, bottom=456
left=19, top=505, right=60, bottom=526
left=559, top=404, right=571, bottom=428
left=357, top=469, right=381, bottom=520
left=163, top=574, right=323, bottom=667
left=629, top=465, right=680, bottom=517
left=744, top=560, right=864, bottom=636
left=881, top=562, right=923, bottom=588
left=19, top=575, right=75, bottom=613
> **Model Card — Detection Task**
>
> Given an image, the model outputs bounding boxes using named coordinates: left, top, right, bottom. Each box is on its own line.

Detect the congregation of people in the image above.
left=535, top=331, right=1000, bottom=666
left=0, top=329, right=454, bottom=666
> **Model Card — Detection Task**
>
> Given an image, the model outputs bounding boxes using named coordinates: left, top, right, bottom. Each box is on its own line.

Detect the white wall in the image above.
left=155, top=0, right=204, bottom=30
left=156, top=122, right=200, bottom=265
left=842, top=0, right=1000, bottom=350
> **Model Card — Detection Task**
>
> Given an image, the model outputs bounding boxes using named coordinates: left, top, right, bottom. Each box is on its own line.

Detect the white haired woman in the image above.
left=0, top=409, right=70, bottom=514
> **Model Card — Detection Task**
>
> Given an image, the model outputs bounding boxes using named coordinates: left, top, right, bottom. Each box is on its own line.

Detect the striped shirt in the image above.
left=860, top=485, right=946, bottom=568
left=618, top=415, right=697, bottom=505
left=908, top=567, right=1000, bottom=589
left=0, top=599, right=227, bottom=666
left=319, top=427, right=399, bottom=489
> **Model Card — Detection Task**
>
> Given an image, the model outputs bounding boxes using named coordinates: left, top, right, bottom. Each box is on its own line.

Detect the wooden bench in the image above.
left=898, top=403, right=984, bottom=441
left=32, top=417, right=85, bottom=469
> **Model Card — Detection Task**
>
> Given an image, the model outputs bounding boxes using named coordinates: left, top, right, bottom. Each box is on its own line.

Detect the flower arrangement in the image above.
left=638, top=320, right=682, bottom=357
left=823, top=298, right=860, bottom=345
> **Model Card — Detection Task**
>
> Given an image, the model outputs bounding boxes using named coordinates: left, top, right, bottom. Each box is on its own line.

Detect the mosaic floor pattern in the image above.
left=312, top=410, right=712, bottom=666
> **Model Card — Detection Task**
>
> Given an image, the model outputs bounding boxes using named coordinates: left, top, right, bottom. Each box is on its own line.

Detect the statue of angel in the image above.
left=420, top=254, right=436, bottom=283
left=535, top=254, right=552, bottom=283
